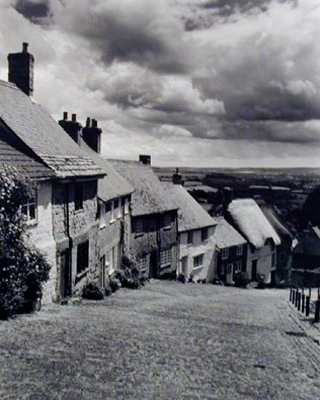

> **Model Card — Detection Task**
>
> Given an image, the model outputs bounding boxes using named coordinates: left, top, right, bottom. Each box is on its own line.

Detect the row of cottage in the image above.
left=0, top=44, right=292, bottom=303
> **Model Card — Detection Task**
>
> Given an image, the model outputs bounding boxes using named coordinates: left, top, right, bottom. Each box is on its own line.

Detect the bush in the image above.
left=177, top=273, right=186, bottom=284
left=233, top=271, right=250, bottom=288
left=119, top=256, right=141, bottom=289
left=0, top=166, right=50, bottom=319
left=82, top=282, right=104, bottom=300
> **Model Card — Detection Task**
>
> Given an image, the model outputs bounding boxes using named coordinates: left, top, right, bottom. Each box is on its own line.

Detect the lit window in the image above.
left=77, top=240, right=89, bottom=276
left=75, top=182, right=84, bottom=210
left=160, top=248, right=172, bottom=267
left=237, top=245, right=243, bottom=256
left=99, top=202, right=106, bottom=228
left=193, top=254, right=204, bottom=269
left=22, top=195, right=37, bottom=222
left=187, top=231, right=193, bottom=244
left=221, top=248, right=229, bottom=260
left=201, top=228, right=208, bottom=241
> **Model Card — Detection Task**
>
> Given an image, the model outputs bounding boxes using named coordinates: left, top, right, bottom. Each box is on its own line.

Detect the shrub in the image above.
left=233, top=271, right=250, bottom=288
left=119, top=256, right=141, bottom=289
left=82, top=282, right=104, bottom=300
left=177, top=273, right=186, bottom=284
left=0, top=166, right=50, bottom=319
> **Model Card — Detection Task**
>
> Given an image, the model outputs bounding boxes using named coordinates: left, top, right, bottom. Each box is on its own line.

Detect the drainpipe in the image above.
left=65, top=183, right=72, bottom=297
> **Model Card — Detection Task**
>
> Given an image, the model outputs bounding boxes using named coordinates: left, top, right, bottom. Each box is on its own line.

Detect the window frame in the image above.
left=160, top=248, right=172, bottom=268
left=76, top=240, right=89, bottom=278
left=118, top=197, right=123, bottom=219
left=221, top=248, right=229, bottom=260
left=187, top=231, right=193, bottom=245
left=134, top=218, right=144, bottom=234
left=236, top=245, right=243, bottom=256
left=22, top=193, right=37, bottom=223
left=163, top=213, right=171, bottom=230
left=201, top=228, right=208, bottom=242
left=193, top=254, right=204, bottom=269
left=124, top=197, right=130, bottom=214
left=74, top=182, right=84, bottom=211
left=99, top=202, right=106, bottom=228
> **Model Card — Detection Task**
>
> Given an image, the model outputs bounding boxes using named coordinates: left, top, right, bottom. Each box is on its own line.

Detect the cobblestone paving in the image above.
left=0, top=281, right=320, bottom=399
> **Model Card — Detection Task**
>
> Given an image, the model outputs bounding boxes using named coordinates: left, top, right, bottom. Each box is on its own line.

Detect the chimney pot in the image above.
left=92, top=119, right=98, bottom=128
left=22, top=42, right=28, bottom=53
left=72, top=113, right=77, bottom=122
left=139, top=155, right=151, bottom=165
left=63, top=111, right=68, bottom=120
left=86, top=117, right=91, bottom=127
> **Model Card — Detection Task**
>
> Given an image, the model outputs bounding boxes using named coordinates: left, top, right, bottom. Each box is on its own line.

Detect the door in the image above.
left=251, top=259, right=257, bottom=281
left=149, top=250, right=159, bottom=279
left=181, top=256, right=188, bottom=277
left=60, top=249, right=71, bottom=298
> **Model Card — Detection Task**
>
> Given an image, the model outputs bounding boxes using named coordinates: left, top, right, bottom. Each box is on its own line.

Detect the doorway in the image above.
left=251, top=259, right=257, bottom=281
left=149, top=250, right=159, bottom=279
left=60, top=249, right=71, bottom=298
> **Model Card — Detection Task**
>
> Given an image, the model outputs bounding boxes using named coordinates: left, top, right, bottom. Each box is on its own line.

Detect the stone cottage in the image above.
left=162, top=179, right=217, bottom=282
left=110, top=156, right=179, bottom=279
left=214, top=217, right=248, bottom=285
left=0, top=44, right=105, bottom=302
left=226, top=199, right=281, bottom=284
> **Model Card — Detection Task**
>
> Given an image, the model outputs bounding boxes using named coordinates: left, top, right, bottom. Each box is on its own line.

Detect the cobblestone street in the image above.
left=0, top=281, right=320, bottom=400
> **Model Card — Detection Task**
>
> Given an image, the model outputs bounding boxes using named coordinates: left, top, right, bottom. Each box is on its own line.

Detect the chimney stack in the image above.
left=172, top=168, right=183, bottom=185
left=8, top=42, right=34, bottom=96
left=59, top=112, right=82, bottom=145
left=139, top=155, right=151, bottom=165
left=82, top=117, right=102, bottom=153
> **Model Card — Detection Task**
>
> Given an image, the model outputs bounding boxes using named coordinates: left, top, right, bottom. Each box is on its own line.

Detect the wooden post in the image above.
left=306, top=296, right=310, bottom=317
left=289, top=288, right=292, bottom=302
left=302, top=293, right=305, bottom=313
left=295, top=289, right=299, bottom=307
left=309, top=288, right=312, bottom=298
left=292, top=289, right=296, bottom=305
left=298, top=292, right=301, bottom=311
left=314, top=300, right=320, bottom=323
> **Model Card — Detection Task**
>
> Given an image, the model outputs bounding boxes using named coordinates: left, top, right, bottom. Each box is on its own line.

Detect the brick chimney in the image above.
left=139, top=155, right=151, bottom=165
left=8, top=42, right=34, bottom=96
left=82, top=117, right=102, bottom=153
left=59, top=112, right=82, bottom=145
left=172, top=168, right=183, bottom=185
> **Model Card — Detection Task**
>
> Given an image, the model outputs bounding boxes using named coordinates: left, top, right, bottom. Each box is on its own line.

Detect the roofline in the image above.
left=178, top=222, right=217, bottom=233
left=132, top=208, right=178, bottom=218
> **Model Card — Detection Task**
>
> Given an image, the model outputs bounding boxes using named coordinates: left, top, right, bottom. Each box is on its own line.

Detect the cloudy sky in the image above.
left=1, top=0, right=320, bottom=167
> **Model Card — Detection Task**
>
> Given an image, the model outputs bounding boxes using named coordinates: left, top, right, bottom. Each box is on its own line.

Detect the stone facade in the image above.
left=130, top=211, right=179, bottom=279
left=216, top=243, right=248, bottom=285
left=177, top=227, right=216, bottom=282
left=52, top=179, right=100, bottom=299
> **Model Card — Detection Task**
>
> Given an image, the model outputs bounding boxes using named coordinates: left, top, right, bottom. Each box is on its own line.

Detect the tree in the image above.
left=0, top=165, right=50, bottom=319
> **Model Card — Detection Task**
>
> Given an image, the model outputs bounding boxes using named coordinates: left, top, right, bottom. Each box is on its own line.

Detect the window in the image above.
left=77, top=240, right=89, bottom=276
left=160, top=248, right=172, bottom=267
left=187, top=231, right=193, bottom=244
left=234, top=261, right=242, bottom=273
left=22, top=195, right=37, bottom=222
left=109, top=246, right=116, bottom=275
left=237, top=245, right=243, bottom=256
left=201, top=228, right=208, bottom=241
left=227, top=264, right=233, bottom=274
left=75, top=182, right=84, bottom=210
left=124, top=197, right=130, bottom=214
left=99, top=202, right=106, bottom=228
left=163, top=214, right=171, bottom=229
left=99, top=255, right=106, bottom=287
left=134, top=218, right=144, bottom=234
left=139, top=256, right=147, bottom=272
left=221, top=248, right=229, bottom=260
left=118, top=198, right=123, bottom=219
left=193, top=254, right=204, bottom=269
left=110, top=200, right=115, bottom=223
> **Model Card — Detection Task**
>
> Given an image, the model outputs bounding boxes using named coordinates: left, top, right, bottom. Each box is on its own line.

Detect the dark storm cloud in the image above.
left=14, top=0, right=51, bottom=24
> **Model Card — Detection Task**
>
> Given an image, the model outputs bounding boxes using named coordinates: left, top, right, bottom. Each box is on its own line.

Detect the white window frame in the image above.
left=160, top=248, right=172, bottom=267
left=236, top=245, right=243, bottom=256
left=124, top=197, right=130, bottom=214
left=221, top=248, right=229, bottom=260
left=193, top=254, right=204, bottom=269
left=99, top=202, right=106, bottom=228
left=22, top=194, right=37, bottom=223
left=118, top=197, right=123, bottom=219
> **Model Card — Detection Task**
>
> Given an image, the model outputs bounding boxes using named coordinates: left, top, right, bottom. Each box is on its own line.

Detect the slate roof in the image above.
left=109, top=160, right=178, bottom=217
left=80, top=142, right=133, bottom=201
left=162, top=182, right=216, bottom=232
left=0, top=80, right=103, bottom=179
left=0, top=134, right=54, bottom=180
left=214, top=217, right=247, bottom=249
left=228, top=199, right=281, bottom=248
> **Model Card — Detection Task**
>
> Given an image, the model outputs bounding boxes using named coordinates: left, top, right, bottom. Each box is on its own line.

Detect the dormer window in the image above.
left=201, top=228, right=208, bottom=241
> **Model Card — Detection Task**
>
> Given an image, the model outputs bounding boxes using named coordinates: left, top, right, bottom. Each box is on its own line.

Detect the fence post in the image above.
left=295, top=289, right=299, bottom=307
left=298, top=291, right=301, bottom=311
left=292, top=289, right=296, bottom=305
left=306, top=295, right=310, bottom=317
left=302, top=289, right=305, bottom=314
left=289, top=288, right=292, bottom=302
left=314, top=300, right=320, bottom=323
